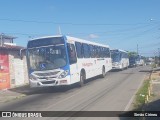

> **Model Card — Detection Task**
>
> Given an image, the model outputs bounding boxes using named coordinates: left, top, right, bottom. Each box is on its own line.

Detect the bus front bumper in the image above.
left=29, top=76, right=70, bottom=88
left=112, top=65, right=122, bottom=70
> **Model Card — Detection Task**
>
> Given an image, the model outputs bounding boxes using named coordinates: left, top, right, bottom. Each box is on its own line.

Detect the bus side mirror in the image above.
left=20, top=49, right=25, bottom=60
left=20, top=49, right=22, bottom=60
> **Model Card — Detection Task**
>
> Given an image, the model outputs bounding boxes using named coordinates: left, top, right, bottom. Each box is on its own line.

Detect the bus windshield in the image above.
left=28, top=45, right=67, bottom=71
left=111, top=52, right=121, bottom=62
left=136, top=57, right=140, bottom=61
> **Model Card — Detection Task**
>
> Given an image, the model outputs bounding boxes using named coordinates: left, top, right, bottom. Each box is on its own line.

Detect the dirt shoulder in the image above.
left=143, top=69, right=160, bottom=111
left=129, top=67, right=160, bottom=111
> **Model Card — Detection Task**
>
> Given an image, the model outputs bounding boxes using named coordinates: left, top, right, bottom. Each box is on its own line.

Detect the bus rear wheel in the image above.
left=79, top=71, right=85, bottom=87
left=101, top=66, right=106, bottom=78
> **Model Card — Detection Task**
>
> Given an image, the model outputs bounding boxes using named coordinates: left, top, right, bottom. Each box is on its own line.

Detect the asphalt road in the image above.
left=0, top=66, right=151, bottom=120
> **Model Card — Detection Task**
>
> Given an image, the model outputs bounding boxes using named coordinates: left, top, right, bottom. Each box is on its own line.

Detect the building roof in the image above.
left=0, top=34, right=17, bottom=39
left=0, top=44, right=25, bottom=50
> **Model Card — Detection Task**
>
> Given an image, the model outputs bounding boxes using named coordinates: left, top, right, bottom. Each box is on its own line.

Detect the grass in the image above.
left=134, top=79, right=150, bottom=110
left=151, top=63, right=157, bottom=69
left=132, top=70, right=159, bottom=112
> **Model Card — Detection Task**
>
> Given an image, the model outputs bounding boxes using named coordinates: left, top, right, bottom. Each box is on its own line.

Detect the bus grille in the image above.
left=35, top=71, right=60, bottom=76
left=41, top=80, right=56, bottom=84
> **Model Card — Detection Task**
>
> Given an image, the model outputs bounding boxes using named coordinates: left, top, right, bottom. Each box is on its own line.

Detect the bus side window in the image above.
left=107, top=48, right=111, bottom=58
left=75, top=42, right=83, bottom=58
left=90, top=45, right=94, bottom=58
left=67, top=43, right=77, bottom=64
left=83, top=43, right=90, bottom=58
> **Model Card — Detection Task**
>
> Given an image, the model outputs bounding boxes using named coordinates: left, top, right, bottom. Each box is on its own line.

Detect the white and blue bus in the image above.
left=26, top=35, right=112, bottom=87
left=135, top=55, right=145, bottom=66
left=111, top=49, right=129, bottom=70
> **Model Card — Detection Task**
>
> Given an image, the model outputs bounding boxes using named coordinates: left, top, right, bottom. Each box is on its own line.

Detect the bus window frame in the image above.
left=67, top=43, right=77, bottom=65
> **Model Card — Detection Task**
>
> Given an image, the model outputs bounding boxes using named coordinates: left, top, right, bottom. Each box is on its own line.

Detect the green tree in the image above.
left=128, top=52, right=138, bottom=57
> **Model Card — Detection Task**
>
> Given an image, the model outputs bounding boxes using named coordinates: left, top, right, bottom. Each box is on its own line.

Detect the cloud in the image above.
left=88, top=34, right=99, bottom=39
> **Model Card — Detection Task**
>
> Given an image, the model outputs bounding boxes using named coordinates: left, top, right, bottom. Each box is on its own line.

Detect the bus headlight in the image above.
left=58, top=70, right=69, bottom=79
left=29, top=74, right=37, bottom=81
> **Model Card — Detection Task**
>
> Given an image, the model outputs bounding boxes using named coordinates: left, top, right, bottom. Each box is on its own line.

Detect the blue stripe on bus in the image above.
left=60, top=64, right=70, bottom=75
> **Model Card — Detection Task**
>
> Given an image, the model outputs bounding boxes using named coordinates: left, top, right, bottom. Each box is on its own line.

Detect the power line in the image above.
left=127, top=38, right=160, bottom=51
left=67, top=24, right=154, bottom=36
left=0, top=32, right=46, bottom=37
left=0, top=18, right=158, bottom=26
left=1, top=23, right=156, bottom=37
left=103, top=24, right=159, bottom=45
left=120, top=25, right=159, bottom=40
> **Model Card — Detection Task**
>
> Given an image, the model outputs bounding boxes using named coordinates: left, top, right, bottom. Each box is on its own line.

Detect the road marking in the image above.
left=43, top=89, right=84, bottom=111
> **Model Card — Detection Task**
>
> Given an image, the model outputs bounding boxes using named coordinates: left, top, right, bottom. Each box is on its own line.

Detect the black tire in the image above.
left=121, top=64, right=124, bottom=71
left=79, top=71, right=85, bottom=87
left=101, top=66, right=106, bottom=78
left=126, top=66, right=128, bottom=69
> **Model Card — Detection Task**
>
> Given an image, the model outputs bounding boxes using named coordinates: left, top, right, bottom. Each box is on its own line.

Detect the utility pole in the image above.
left=58, top=26, right=62, bottom=35
left=158, top=48, right=160, bottom=66
left=137, top=44, right=139, bottom=55
left=0, top=33, right=4, bottom=46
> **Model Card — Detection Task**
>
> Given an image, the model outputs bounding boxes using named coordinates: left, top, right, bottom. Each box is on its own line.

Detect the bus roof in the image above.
left=29, top=35, right=110, bottom=48
left=29, top=35, right=63, bottom=41
left=110, top=49, right=128, bottom=53
left=66, top=36, right=109, bottom=48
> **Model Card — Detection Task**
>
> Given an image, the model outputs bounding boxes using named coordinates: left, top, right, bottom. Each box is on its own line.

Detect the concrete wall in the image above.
left=8, top=50, right=29, bottom=88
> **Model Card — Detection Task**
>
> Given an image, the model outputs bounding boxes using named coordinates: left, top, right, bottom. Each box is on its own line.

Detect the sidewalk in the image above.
left=151, top=67, right=160, bottom=99
left=0, top=84, right=70, bottom=103
left=0, top=88, right=26, bottom=103
left=0, top=85, right=44, bottom=103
